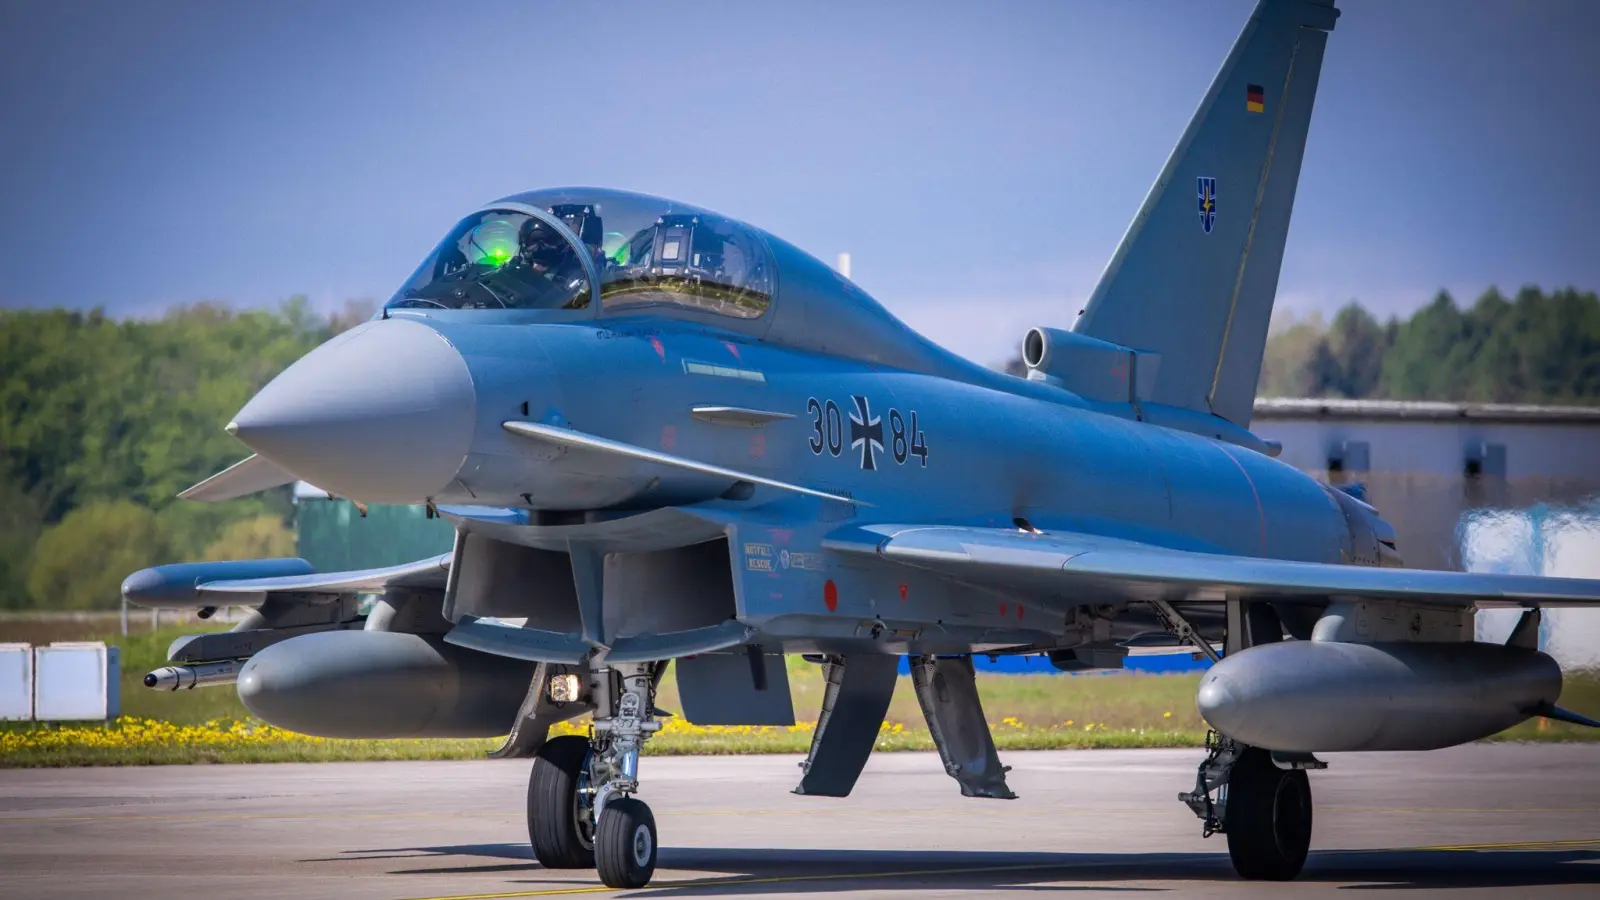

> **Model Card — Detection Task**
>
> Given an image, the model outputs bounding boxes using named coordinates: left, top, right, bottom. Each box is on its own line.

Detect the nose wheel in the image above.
left=595, top=796, right=658, bottom=889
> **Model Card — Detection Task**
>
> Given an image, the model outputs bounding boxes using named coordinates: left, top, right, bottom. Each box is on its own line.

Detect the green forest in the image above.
left=1258, top=286, right=1600, bottom=403
left=2, top=286, right=1598, bottom=610
left=1, top=299, right=372, bottom=610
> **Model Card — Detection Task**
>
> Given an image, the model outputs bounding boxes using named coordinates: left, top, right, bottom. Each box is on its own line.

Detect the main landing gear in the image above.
left=527, top=662, right=662, bottom=889
left=1180, top=732, right=1318, bottom=880
left=1155, top=598, right=1318, bottom=881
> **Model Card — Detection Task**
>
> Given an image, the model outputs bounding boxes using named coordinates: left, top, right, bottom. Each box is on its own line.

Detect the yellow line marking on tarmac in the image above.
left=1405, top=837, right=1600, bottom=852
left=396, top=859, right=1160, bottom=900
left=0, top=810, right=515, bottom=824
left=399, top=840, right=1600, bottom=900
left=0, top=807, right=960, bottom=824
left=12, top=805, right=1598, bottom=825
left=1321, top=807, right=1600, bottom=814
left=7, top=805, right=1214, bottom=825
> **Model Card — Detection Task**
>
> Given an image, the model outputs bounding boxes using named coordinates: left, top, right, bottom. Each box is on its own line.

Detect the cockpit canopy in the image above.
left=386, top=188, right=775, bottom=320
left=389, top=208, right=592, bottom=311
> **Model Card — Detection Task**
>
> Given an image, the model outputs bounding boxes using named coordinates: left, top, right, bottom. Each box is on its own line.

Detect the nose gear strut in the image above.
left=525, top=661, right=664, bottom=889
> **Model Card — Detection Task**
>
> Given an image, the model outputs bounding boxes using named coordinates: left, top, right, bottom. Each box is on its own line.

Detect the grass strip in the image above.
left=4, top=622, right=1598, bottom=768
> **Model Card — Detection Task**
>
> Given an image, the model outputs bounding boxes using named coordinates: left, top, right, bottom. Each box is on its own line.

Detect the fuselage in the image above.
left=427, top=315, right=1353, bottom=564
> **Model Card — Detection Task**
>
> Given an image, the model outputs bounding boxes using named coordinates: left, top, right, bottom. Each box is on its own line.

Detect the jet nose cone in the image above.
left=231, top=318, right=475, bottom=503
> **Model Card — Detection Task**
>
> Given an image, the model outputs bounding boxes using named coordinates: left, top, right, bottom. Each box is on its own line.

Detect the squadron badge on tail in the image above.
left=1197, top=176, right=1217, bottom=233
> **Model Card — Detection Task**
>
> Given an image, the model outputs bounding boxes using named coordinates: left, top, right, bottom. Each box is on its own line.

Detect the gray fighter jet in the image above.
left=123, top=0, right=1600, bottom=888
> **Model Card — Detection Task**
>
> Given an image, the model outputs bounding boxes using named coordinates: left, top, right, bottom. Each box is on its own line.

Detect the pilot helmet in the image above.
left=517, top=218, right=569, bottom=268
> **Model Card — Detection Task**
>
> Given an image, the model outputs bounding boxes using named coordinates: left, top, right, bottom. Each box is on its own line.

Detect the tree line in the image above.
left=1003, top=286, right=1600, bottom=405
left=1258, top=286, right=1600, bottom=404
left=0, top=299, right=372, bottom=610
left=2, top=286, right=1597, bottom=610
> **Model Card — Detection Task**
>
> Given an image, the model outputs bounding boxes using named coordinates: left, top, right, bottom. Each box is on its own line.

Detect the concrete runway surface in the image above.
left=2, top=745, right=1599, bottom=899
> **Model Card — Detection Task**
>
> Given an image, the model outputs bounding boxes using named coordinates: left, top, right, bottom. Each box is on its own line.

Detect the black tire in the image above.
left=527, top=735, right=595, bottom=869
left=1226, top=747, right=1313, bottom=881
left=595, top=797, right=658, bottom=889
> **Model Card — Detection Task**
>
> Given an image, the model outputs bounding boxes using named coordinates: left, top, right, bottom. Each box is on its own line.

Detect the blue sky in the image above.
left=2, top=0, right=1597, bottom=364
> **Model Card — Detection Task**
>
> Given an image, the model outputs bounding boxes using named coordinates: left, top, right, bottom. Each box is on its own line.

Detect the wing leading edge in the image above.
left=824, top=524, right=1600, bottom=608
left=122, top=553, right=451, bottom=609
left=196, top=553, right=453, bottom=598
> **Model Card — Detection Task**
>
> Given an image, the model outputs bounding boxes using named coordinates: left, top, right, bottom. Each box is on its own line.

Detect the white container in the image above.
left=33, top=642, right=120, bottom=721
left=0, top=643, right=32, bottom=720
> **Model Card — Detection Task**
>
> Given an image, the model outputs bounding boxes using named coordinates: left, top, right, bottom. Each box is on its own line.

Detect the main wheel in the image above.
left=1225, top=747, right=1312, bottom=880
left=595, top=797, right=657, bottom=889
left=527, top=735, right=596, bottom=869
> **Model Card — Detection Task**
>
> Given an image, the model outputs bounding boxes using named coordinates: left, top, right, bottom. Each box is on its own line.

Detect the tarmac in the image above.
left=2, top=744, right=1599, bottom=898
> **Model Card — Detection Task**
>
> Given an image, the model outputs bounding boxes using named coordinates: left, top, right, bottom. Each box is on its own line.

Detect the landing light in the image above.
left=548, top=673, right=581, bottom=703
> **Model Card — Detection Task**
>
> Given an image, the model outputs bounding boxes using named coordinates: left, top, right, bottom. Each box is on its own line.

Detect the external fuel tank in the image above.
left=237, top=630, right=533, bottom=739
left=1196, top=640, right=1561, bottom=752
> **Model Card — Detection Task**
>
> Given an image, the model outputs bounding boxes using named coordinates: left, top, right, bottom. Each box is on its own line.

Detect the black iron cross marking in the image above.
left=849, top=395, right=884, bottom=470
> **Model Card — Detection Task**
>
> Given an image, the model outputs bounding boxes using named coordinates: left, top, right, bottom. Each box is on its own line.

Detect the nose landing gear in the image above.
left=525, top=662, right=663, bottom=889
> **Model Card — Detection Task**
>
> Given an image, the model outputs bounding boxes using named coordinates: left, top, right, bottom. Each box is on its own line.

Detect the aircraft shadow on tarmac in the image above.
left=304, top=844, right=1600, bottom=893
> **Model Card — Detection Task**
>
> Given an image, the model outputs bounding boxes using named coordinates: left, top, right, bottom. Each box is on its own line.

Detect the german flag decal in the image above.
left=1247, top=84, right=1265, bottom=114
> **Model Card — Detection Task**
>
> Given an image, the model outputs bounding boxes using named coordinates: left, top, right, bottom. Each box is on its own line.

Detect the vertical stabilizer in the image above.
left=1073, top=0, right=1338, bottom=428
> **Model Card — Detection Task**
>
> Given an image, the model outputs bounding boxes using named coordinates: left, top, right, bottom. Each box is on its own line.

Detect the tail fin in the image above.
left=1073, top=0, right=1338, bottom=428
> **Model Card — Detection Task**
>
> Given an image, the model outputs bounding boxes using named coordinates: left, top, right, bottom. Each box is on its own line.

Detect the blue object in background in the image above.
left=899, top=650, right=1212, bottom=676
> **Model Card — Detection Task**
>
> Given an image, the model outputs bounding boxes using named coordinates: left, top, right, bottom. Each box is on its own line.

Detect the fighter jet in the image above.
left=123, top=0, right=1600, bottom=888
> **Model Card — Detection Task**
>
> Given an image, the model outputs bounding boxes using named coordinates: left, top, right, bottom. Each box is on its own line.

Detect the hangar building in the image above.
left=1253, top=399, right=1600, bottom=668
